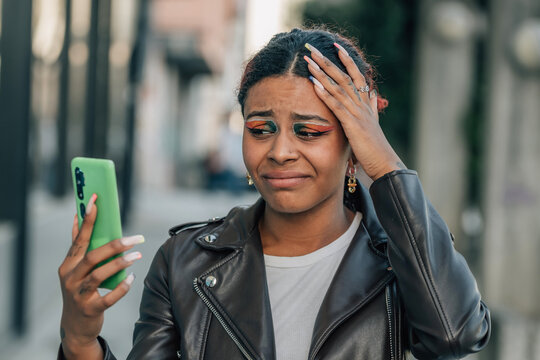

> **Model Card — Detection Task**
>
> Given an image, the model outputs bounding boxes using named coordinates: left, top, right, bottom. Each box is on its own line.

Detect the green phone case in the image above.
left=71, top=157, right=125, bottom=290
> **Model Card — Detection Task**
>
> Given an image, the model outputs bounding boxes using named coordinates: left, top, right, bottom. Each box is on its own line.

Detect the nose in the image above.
left=267, top=130, right=299, bottom=165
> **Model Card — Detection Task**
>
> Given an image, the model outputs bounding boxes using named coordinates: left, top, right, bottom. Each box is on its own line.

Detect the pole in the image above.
left=121, top=0, right=149, bottom=224
left=52, top=0, right=72, bottom=197
left=85, top=0, right=112, bottom=158
left=0, top=0, right=33, bottom=336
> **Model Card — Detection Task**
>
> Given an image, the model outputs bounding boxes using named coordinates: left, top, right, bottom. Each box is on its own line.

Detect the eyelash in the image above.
left=247, top=128, right=274, bottom=136
left=295, top=129, right=331, bottom=138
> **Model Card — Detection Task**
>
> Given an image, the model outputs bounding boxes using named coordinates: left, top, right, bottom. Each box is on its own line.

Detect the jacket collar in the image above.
left=195, top=183, right=388, bottom=252
left=194, top=184, right=392, bottom=360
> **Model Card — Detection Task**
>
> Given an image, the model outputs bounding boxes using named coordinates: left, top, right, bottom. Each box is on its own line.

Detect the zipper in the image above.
left=309, top=275, right=393, bottom=360
left=193, top=277, right=255, bottom=360
left=385, top=285, right=395, bottom=360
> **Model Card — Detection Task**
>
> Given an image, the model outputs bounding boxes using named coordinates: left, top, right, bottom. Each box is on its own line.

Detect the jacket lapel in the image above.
left=309, top=184, right=394, bottom=358
left=194, top=199, right=276, bottom=360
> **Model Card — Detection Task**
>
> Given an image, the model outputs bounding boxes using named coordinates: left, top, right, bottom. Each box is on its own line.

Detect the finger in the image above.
left=94, top=272, right=135, bottom=312
left=71, top=235, right=144, bottom=280
left=71, top=214, right=79, bottom=243
left=76, top=251, right=142, bottom=297
left=74, top=193, right=97, bottom=246
left=334, top=42, right=371, bottom=104
left=305, top=43, right=364, bottom=107
left=369, top=90, right=380, bottom=121
left=310, top=79, right=358, bottom=130
left=63, top=194, right=98, bottom=264
left=304, top=55, right=359, bottom=114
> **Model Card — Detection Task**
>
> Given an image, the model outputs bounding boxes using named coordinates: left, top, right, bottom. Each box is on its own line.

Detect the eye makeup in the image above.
left=245, top=119, right=278, bottom=136
left=293, top=121, right=334, bottom=138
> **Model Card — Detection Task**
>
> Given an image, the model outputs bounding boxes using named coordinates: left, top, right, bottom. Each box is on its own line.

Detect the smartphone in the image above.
left=71, top=157, right=125, bottom=290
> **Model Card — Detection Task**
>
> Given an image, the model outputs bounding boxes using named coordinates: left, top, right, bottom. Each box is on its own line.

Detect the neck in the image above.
left=260, top=196, right=355, bottom=257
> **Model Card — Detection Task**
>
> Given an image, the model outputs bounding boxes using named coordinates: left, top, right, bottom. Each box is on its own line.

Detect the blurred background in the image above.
left=1, top=0, right=539, bottom=358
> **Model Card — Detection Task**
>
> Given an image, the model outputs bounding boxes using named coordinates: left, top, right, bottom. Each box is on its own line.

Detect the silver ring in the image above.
left=358, top=85, right=369, bottom=93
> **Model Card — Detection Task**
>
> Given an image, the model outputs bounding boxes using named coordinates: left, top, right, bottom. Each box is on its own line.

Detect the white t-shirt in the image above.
left=263, top=212, right=362, bottom=360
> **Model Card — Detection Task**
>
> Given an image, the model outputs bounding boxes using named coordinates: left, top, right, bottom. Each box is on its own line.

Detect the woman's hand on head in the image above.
left=58, top=195, right=143, bottom=359
left=304, top=43, right=406, bottom=181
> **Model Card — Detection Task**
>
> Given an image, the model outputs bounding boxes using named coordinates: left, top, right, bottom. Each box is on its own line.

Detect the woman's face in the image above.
left=242, top=75, right=351, bottom=214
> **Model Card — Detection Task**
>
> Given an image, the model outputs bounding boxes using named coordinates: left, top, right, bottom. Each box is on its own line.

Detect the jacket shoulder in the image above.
left=168, top=216, right=225, bottom=237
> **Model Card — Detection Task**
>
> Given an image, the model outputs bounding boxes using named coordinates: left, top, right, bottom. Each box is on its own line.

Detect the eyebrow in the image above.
left=245, top=110, right=274, bottom=120
left=292, top=113, right=330, bottom=123
left=245, top=110, right=330, bottom=124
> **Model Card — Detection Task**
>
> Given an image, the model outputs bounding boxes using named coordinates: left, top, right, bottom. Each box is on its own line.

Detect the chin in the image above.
left=260, top=189, right=334, bottom=215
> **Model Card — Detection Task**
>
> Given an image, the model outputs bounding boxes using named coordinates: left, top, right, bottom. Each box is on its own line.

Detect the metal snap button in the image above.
left=205, top=276, right=217, bottom=287
left=203, top=234, right=216, bottom=243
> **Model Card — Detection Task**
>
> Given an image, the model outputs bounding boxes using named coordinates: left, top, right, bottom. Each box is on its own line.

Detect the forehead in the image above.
left=244, top=75, right=336, bottom=121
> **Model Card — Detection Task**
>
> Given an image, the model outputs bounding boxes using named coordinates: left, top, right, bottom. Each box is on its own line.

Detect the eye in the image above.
left=293, top=123, right=334, bottom=139
left=245, top=120, right=277, bottom=137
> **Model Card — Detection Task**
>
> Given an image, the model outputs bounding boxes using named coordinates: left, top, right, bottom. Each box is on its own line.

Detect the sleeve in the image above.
left=126, top=244, right=180, bottom=360
left=57, top=336, right=117, bottom=360
left=369, top=170, right=491, bottom=359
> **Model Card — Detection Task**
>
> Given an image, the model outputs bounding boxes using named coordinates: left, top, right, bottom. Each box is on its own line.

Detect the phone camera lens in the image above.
left=75, top=167, right=85, bottom=199
left=80, top=203, right=86, bottom=218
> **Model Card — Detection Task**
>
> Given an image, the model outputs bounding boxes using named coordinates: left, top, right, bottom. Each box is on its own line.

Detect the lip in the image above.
left=262, top=171, right=311, bottom=188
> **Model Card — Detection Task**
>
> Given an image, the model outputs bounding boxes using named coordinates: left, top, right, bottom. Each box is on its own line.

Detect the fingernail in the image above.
left=123, top=251, right=142, bottom=262
left=86, top=193, right=97, bottom=215
left=303, top=55, right=320, bottom=70
left=334, top=42, right=349, bottom=56
left=305, top=43, right=322, bottom=57
left=309, top=76, right=324, bottom=90
left=125, top=272, right=135, bottom=286
left=121, top=235, right=145, bottom=246
left=369, top=89, right=378, bottom=99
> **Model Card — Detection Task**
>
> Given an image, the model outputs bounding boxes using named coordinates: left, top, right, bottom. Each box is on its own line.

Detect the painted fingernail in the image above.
left=86, top=193, right=97, bottom=215
left=334, top=42, right=349, bottom=56
left=123, top=251, right=142, bottom=262
left=305, top=43, right=322, bottom=57
left=121, top=235, right=145, bottom=246
left=369, top=89, right=378, bottom=99
left=125, top=272, right=135, bottom=286
left=303, top=55, right=320, bottom=70
left=309, top=76, right=324, bottom=90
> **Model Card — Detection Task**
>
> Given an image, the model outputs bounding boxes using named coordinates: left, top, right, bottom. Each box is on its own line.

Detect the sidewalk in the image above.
left=0, top=187, right=258, bottom=359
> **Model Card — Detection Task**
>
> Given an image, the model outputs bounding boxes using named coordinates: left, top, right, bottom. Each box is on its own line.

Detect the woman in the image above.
left=58, top=28, right=490, bottom=359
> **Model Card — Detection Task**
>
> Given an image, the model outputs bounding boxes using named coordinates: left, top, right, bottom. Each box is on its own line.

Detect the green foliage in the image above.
left=301, top=0, right=419, bottom=164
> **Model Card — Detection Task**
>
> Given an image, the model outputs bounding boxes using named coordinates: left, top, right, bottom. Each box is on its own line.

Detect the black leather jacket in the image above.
left=61, top=170, right=490, bottom=359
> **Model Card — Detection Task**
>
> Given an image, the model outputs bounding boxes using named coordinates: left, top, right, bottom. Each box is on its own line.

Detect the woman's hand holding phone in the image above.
left=58, top=194, right=144, bottom=359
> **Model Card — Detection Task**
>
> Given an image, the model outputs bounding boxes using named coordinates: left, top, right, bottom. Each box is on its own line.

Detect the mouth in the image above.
left=261, top=171, right=311, bottom=188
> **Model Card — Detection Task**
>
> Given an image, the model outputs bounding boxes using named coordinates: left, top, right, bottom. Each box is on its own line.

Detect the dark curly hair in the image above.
left=237, top=27, right=388, bottom=114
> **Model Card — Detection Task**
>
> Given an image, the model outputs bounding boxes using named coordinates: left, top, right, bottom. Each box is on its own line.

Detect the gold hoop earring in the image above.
left=246, top=173, right=254, bottom=186
left=347, top=166, right=357, bottom=193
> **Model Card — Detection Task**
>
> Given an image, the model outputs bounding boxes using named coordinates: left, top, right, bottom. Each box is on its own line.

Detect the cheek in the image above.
left=241, top=131, right=251, bottom=169
left=313, top=134, right=350, bottom=169
left=242, top=131, right=263, bottom=172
